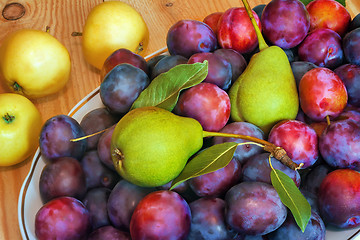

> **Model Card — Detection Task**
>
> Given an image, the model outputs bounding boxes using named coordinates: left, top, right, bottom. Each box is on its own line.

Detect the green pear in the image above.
left=229, top=0, right=299, bottom=134
left=111, top=106, right=203, bottom=187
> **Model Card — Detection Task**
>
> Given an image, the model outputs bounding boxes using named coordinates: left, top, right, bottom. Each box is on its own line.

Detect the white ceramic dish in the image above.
left=18, top=47, right=360, bottom=239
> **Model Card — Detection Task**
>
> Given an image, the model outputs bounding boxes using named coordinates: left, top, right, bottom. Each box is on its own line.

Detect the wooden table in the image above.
left=0, top=0, right=359, bottom=239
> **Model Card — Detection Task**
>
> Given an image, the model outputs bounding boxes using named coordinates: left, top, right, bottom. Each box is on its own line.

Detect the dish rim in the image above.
left=17, top=46, right=360, bottom=240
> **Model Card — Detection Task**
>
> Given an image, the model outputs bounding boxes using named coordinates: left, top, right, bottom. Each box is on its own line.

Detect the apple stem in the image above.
left=13, top=82, right=22, bottom=93
left=2, top=113, right=15, bottom=124
left=203, top=130, right=300, bottom=171
left=240, top=0, right=268, bottom=51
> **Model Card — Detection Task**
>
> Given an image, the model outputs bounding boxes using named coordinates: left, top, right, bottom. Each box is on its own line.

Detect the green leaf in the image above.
left=131, top=61, right=208, bottom=111
left=170, top=142, right=238, bottom=190
left=270, top=169, right=311, bottom=232
left=299, top=0, right=345, bottom=6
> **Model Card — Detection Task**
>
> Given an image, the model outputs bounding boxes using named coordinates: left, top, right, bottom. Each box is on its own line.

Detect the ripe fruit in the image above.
left=174, top=82, right=231, bottom=132
left=217, top=7, right=261, bottom=54
left=225, top=181, right=287, bottom=235
left=298, top=28, right=344, bottom=69
left=39, top=114, right=87, bottom=161
left=0, top=29, right=70, bottom=98
left=187, top=52, right=232, bottom=90
left=166, top=19, right=217, bottom=58
left=299, top=67, right=348, bottom=121
left=261, top=0, right=310, bottom=49
left=0, top=93, right=42, bottom=166
left=228, top=3, right=299, bottom=134
left=39, top=157, right=86, bottom=203
left=318, top=169, right=360, bottom=228
left=111, top=106, right=203, bottom=187
left=334, top=64, right=360, bottom=107
left=35, top=197, right=91, bottom=240
left=343, top=28, right=360, bottom=66
left=82, top=1, right=149, bottom=70
left=268, top=120, right=319, bottom=168
left=130, top=190, right=191, bottom=240
left=319, top=119, right=360, bottom=170
left=100, top=48, right=149, bottom=80
left=100, top=64, right=150, bottom=115
left=306, top=0, right=351, bottom=37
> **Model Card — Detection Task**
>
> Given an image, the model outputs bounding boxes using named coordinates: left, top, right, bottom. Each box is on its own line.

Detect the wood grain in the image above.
left=0, top=0, right=359, bottom=239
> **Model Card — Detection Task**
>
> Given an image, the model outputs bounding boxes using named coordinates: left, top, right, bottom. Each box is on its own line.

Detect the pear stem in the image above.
left=203, top=130, right=300, bottom=171
left=240, top=0, right=268, bottom=51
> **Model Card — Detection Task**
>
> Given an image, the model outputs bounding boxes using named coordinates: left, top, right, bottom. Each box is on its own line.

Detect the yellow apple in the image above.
left=0, top=93, right=42, bottom=167
left=82, top=1, right=149, bottom=70
left=0, top=29, right=71, bottom=98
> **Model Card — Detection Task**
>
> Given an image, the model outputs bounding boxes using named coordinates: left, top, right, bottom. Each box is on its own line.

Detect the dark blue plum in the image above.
left=189, top=158, right=242, bottom=198
left=188, top=198, right=232, bottom=240
left=334, top=64, right=360, bottom=107
left=147, top=54, right=168, bottom=78
left=97, top=124, right=116, bottom=170
left=298, top=28, right=344, bottom=69
left=319, top=119, right=360, bottom=170
left=266, top=210, right=325, bottom=240
left=242, top=153, right=301, bottom=187
left=101, top=48, right=149, bottom=80
left=83, top=187, right=111, bottom=229
left=349, top=13, right=360, bottom=31
left=100, top=63, right=150, bottom=115
left=35, top=197, right=91, bottom=240
left=252, top=4, right=266, bottom=19
left=291, top=61, right=318, bottom=90
left=337, top=108, right=360, bottom=121
left=300, top=189, right=320, bottom=214
left=81, top=150, right=120, bottom=190
left=151, top=55, right=188, bottom=79
left=88, top=226, right=130, bottom=240
left=283, top=47, right=298, bottom=62
left=214, top=48, right=247, bottom=82
left=130, top=190, right=191, bottom=240
left=301, top=163, right=333, bottom=195
left=225, top=182, right=287, bottom=235
left=80, top=107, right=118, bottom=150
left=188, top=52, right=232, bottom=90
left=158, top=180, right=199, bottom=203
left=213, top=122, right=264, bottom=165
left=39, top=157, right=86, bottom=203
left=167, top=19, right=217, bottom=58
left=107, top=180, right=155, bottom=230
left=39, top=115, right=87, bottom=161
left=261, top=0, right=310, bottom=49
left=343, top=28, right=360, bottom=66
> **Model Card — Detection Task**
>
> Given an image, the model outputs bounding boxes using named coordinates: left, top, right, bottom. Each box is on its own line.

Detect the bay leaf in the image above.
left=131, top=61, right=208, bottom=111
left=300, top=0, right=345, bottom=6
left=170, top=142, right=238, bottom=190
left=270, top=169, right=311, bottom=232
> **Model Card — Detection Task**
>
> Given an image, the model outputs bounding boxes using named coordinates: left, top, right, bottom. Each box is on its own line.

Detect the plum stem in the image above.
left=203, top=130, right=300, bottom=170
left=240, top=0, right=268, bottom=51
left=326, top=115, right=331, bottom=126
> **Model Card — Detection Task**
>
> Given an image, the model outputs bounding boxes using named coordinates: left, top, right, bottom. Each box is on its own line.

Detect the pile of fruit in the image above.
left=2, top=0, right=360, bottom=239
